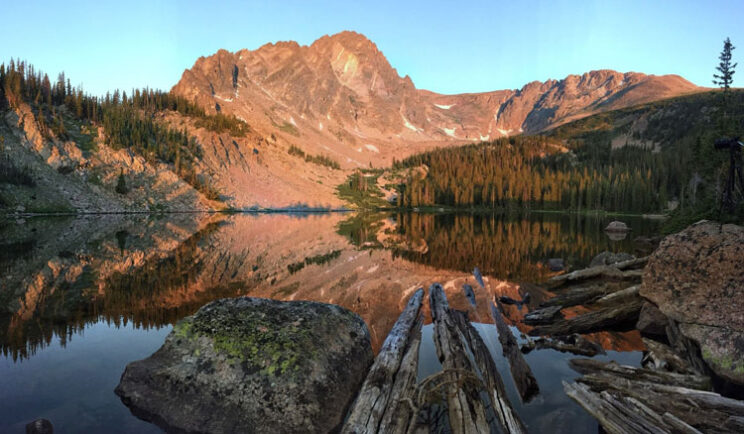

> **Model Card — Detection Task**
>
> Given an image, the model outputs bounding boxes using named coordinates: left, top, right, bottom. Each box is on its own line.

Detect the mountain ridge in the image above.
left=172, top=31, right=702, bottom=169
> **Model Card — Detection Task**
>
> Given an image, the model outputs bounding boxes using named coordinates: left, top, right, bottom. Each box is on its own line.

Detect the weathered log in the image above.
left=521, top=334, right=604, bottom=357
left=538, top=283, right=616, bottom=308
left=576, top=373, right=744, bottom=432
left=523, top=305, right=563, bottom=325
left=473, top=267, right=485, bottom=289
left=498, top=293, right=530, bottom=306
left=528, top=300, right=643, bottom=336
left=563, top=381, right=670, bottom=434
left=463, top=284, right=476, bottom=307
left=548, top=257, right=647, bottom=286
left=342, top=288, right=425, bottom=434
left=377, top=319, right=423, bottom=434
left=661, top=413, right=703, bottom=434
left=490, top=300, right=539, bottom=402
left=641, top=338, right=695, bottom=375
left=429, top=283, right=525, bottom=434
left=594, top=285, right=640, bottom=306
left=569, top=359, right=711, bottom=391
left=429, top=283, right=496, bottom=434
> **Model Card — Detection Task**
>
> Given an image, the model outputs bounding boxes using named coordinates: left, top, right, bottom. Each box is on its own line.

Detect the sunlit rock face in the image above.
left=172, top=31, right=700, bottom=170
left=641, top=221, right=744, bottom=384
left=115, top=296, right=373, bottom=434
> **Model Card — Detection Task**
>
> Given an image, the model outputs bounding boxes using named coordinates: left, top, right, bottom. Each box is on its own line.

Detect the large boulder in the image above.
left=640, top=221, right=744, bottom=384
left=116, top=297, right=374, bottom=433
left=604, top=221, right=631, bottom=233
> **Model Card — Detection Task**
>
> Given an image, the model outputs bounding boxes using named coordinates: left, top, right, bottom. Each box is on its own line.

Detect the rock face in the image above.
left=640, top=221, right=744, bottom=384
left=172, top=31, right=700, bottom=170
left=115, top=297, right=374, bottom=433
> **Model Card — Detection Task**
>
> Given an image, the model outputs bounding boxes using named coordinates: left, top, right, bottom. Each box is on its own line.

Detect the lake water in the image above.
left=0, top=212, right=660, bottom=433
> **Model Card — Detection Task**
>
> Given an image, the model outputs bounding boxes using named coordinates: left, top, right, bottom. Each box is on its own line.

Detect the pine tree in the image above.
left=115, top=169, right=129, bottom=194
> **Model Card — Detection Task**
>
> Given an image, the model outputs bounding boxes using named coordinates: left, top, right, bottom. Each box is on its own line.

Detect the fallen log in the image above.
left=342, top=288, right=425, bottom=434
left=377, top=319, right=423, bottom=434
left=576, top=373, right=744, bottom=432
left=521, top=334, right=605, bottom=357
left=594, top=285, right=640, bottom=307
left=548, top=257, right=647, bottom=286
left=563, top=381, right=672, bottom=434
left=462, top=284, right=476, bottom=307
left=523, top=305, right=563, bottom=325
left=538, top=283, right=616, bottom=308
left=569, top=359, right=711, bottom=391
left=490, top=300, right=539, bottom=402
left=528, top=300, right=643, bottom=336
left=473, top=267, right=485, bottom=289
left=429, top=283, right=525, bottom=434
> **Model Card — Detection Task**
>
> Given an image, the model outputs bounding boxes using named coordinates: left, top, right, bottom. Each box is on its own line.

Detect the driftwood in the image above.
left=343, top=288, right=425, bottom=434
left=548, top=256, right=647, bottom=287
left=577, top=375, right=744, bottom=432
left=569, top=359, right=711, bottom=391
left=641, top=338, right=696, bottom=375
left=523, top=305, right=563, bottom=325
left=594, top=285, right=640, bottom=306
left=473, top=267, right=485, bottom=289
left=429, top=283, right=525, bottom=434
left=528, top=299, right=643, bottom=336
left=521, top=334, right=605, bottom=357
left=377, top=319, right=423, bottom=434
left=498, top=293, right=530, bottom=306
left=564, top=381, right=678, bottom=434
left=490, top=300, right=539, bottom=402
left=538, top=283, right=616, bottom=308
left=462, top=284, right=476, bottom=307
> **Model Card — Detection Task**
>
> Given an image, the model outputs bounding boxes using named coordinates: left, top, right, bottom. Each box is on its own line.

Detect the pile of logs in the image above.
left=564, top=358, right=744, bottom=433
left=342, top=282, right=531, bottom=434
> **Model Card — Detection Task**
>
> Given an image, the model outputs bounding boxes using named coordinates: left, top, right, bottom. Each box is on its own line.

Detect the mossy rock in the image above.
left=116, top=296, right=373, bottom=433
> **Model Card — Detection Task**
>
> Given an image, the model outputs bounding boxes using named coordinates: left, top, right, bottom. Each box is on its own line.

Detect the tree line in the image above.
left=0, top=59, right=250, bottom=199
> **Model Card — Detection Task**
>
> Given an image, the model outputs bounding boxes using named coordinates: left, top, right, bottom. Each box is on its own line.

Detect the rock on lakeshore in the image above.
left=115, top=297, right=374, bottom=434
left=640, top=221, right=744, bottom=384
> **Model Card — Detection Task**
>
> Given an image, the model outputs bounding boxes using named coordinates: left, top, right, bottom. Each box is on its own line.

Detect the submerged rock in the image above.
left=604, top=221, right=631, bottom=233
left=640, top=221, right=744, bottom=384
left=115, top=297, right=373, bottom=434
left=25, top=419, right=53, bottom=434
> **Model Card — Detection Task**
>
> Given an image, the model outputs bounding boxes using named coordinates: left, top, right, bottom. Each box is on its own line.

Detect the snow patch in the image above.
left=496, top=128, right=511, bottom=136
left=357, top=147, right=362, bottom=153
left=442, top=127, right=457, bottom=138
left=365, top=144, right=380, bottom=153
left=434, top=103, right=454, bottom=110
left=289, top=117, right=297, bottom=126
left=401, top=114, right=421, bottom=132
left=479, top=134, right=490, bottom=141
left=318, top=122, right=323, bottom=130
left=214, top=95, right=233, bottom=102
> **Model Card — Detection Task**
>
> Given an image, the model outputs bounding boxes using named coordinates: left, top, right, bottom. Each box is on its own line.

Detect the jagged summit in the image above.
left=173, top=32, right=700, bottom=154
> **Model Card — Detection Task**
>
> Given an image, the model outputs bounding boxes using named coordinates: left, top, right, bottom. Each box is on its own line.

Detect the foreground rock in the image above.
left=640, top=221, right=744, bottom=384
left=115, top=297, right=373, bottom=434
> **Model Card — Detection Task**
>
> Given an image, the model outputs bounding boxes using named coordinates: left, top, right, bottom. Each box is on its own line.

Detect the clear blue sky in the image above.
left=2, top=0, right=743, bottom=96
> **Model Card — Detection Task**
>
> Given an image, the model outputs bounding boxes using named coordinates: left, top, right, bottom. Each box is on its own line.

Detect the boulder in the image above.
left=116, top=297, right=374, bottom=434
left=636, top=302, right=668, bottom=337
left=588, top=251, right=635, bottom=268
left=25, top=419, right=53, bottom=434
left=604, top=221, right=631, bottom=232
left=640, top=221, right=744, bottom=384
left=547, top=258, right=565, bottom=271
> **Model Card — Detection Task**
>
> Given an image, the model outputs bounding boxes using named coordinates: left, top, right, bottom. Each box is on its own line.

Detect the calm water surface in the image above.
left=0, top=212, right=660, bottom=433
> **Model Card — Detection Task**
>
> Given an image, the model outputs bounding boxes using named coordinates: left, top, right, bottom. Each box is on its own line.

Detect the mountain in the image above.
left=172, top=31, right=702, bottom=171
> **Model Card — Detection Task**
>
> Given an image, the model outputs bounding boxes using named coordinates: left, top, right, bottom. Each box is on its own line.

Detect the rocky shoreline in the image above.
left=112, top=219, right=744, bottom=433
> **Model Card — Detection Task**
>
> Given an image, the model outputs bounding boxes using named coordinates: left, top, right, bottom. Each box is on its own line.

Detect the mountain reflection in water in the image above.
left=0, top=212, right=659, bottom=433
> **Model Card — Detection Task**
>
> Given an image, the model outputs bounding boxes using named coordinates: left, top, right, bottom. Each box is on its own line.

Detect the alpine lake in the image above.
left=0, top=211, right=661, bottom=433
